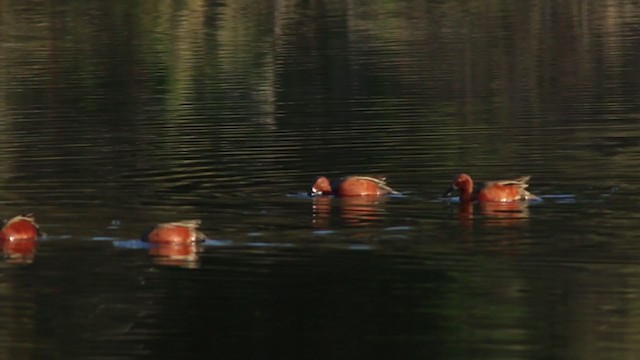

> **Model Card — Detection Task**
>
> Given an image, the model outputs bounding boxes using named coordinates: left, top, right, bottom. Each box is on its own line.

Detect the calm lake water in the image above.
left=1, top=0, right=640, bottom=358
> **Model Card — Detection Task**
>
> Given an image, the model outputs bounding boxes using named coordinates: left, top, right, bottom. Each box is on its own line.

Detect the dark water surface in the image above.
left=1, top=0, right=640, bottom=358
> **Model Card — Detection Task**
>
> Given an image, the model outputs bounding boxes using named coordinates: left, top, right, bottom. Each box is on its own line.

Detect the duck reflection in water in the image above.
left=310, top=175, right=396, bottom=228
left=0, top=214, right=41, bottom=264
left=443, top=173, right=537, bottom=227
left=312, top=196, right=387, bottom=228
left=148, top=243, right=203, bottom=269
left=458, top=201, right=530, bottom=227
left=141, top=220, right=206, bottom=269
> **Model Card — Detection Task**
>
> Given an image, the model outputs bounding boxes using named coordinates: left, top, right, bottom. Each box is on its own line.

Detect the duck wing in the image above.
left=160, top=219, right=202, bottom=229
left=347, top=176, right=399, bottom=194
left=484, top=176, right=531, bottom=189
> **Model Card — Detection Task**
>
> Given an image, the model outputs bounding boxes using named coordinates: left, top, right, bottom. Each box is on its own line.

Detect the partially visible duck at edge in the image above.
left=141, top=220, right=206, bottom=244
left=0, top=214, right=41, bottom=242
left=443, top=173, right=538, bottom=202
left=311, top=175, right=399, bottom=197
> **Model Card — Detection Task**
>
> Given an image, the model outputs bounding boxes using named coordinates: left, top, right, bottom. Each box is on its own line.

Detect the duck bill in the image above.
left=442, top=185, right=455, bottom=198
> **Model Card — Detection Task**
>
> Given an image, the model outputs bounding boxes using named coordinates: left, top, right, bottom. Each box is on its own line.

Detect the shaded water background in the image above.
left=1, top=0, right=640, bottom=358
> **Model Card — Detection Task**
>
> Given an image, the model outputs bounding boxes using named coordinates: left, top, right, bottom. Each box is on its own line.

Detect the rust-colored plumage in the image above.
left=0, top=214, right=40, bottom=261
left=0, top=214, right=40, bottom=242
left=141, top=220, right=206, bottom=244
left=444, top=173, right=537, bottom=202
left=310, top=175, right=398, bottom=197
